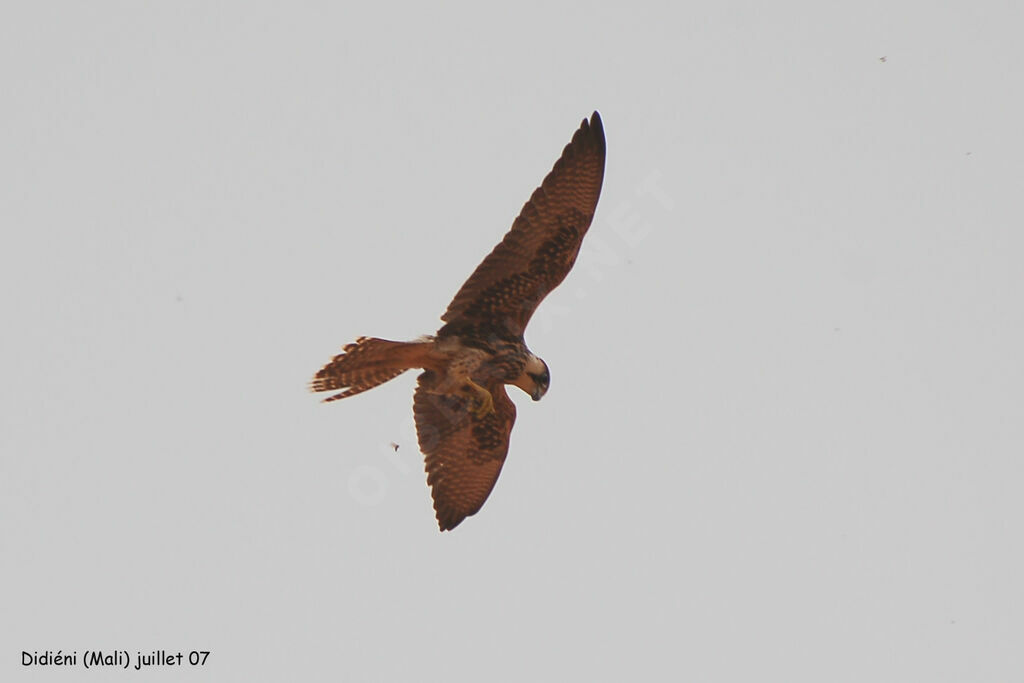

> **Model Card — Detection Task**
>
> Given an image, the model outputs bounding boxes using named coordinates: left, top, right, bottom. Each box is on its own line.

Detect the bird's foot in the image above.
left=473, top=391, right=495, bottom=419
left=462, top=380, right=495, bottom=418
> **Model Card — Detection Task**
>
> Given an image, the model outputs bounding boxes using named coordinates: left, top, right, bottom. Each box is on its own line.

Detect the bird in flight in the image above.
left=311, top=112, right=606, bottom=531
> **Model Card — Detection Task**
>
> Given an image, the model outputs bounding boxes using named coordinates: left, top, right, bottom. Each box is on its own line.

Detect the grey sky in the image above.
left=3, top=1, right=1022, bottom=681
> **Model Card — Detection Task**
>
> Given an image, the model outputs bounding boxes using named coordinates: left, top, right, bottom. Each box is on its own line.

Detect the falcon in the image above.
left=311, top=112, right=606, bottom=531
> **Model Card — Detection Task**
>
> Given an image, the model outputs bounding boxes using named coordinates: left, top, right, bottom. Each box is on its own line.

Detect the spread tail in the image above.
left=310, top=336, right=435, bottom=402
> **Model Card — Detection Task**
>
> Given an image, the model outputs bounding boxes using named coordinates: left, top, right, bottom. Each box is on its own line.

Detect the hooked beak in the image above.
left=531, top=388, right=544, bottom=401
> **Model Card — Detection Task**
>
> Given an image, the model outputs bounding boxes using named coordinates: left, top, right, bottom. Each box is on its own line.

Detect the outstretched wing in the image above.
left=439, top=112, right=606, bottom=339
left=413, top=371, right=517, bottom=531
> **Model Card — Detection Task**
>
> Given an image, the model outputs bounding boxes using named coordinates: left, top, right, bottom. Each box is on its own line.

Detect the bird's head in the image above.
left=513, top=354, right=550, bottom=401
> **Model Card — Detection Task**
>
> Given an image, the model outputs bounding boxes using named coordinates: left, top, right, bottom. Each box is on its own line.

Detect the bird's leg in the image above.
left=459, top=379, right=495, bottom=418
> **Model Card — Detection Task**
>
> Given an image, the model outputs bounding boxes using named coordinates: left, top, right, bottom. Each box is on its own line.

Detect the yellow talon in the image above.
left=463, top=380, right=495, bottom=418
left=474, top=392, right=495, bottom=418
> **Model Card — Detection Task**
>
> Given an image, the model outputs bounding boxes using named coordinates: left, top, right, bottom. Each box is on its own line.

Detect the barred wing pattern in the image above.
left=439, top=112, right=606, bottom=339
left=413, top=372, right=517, bottom=531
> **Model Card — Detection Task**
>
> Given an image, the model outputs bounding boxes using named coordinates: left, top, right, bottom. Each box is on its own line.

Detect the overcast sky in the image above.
left=3, top=1, right=1022, bottom=681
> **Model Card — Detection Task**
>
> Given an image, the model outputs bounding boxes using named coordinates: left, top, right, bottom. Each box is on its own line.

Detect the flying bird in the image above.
left=311, top=112, right=606, bottom=531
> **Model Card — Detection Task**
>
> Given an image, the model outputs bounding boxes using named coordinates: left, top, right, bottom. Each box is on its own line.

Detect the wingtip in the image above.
left=583, top=110, right=605, bottom=150
left=436, top=514, right=462, bottom=532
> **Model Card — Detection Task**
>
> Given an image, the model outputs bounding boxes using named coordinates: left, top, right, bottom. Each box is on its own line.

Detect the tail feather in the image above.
left=311, top=336, right=434, bottom=402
